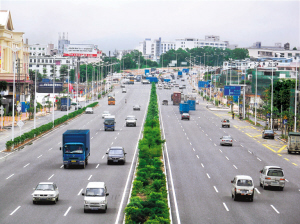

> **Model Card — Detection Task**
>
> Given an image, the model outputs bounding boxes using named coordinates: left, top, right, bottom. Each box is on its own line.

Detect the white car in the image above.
left=125, top=115, right=137, bottom=127
left=231, top=175, right=254, bottom=202
left=259, top=166, right=285, bottom=190
left=32, top=182, right=59, bottom=204
left=82, top=182, right=109, bottom=213
left=122, top=88, right=127, bottom=93
left=102, top=111, right=110, bottom=118
left=85, top=107, right=93, bottom=114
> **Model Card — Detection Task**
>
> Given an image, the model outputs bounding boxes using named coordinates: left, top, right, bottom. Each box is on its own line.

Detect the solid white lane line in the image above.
left=270, top=205, right=280, bottom=214
left=78, top=188, right=83, bottom=196
left=102, top=155, right=105, bottom=159
left=48, top=174, right=54, bottom=180
left=96, top=164, right=99, bottom=168
left=223, top=203, right=229, bottom=211
left=6, top=174, right=14, bottom=179
left=219, top=149, right=223, bottom=153
left=64, top=206, right=72, bottom=216
left=206, top=173, right=211, bottom=179
left=225, top=156, right=229, bottom=160
left=88, top=175, right=92, bottom=180
left=49, top=148, right=53, bottom=151
left=37, top=155, right=42, bottom=158
left=196, top=155, right=199, bottom=159
left=255, top=188, right=261, bottom=194
left=257, top=157, right=262, bottom=161
left=10, top=206, right=21, bottom=215
left=23, top=163, right=30, bottom=168
left=214, top=186, right=219, bottom=193
left=193, top=148, right=195, bottom=151
left=233, top=165, right=238, bottom=169
left=201, top=163, right=204, bottom=168
left=60, top=165, right=64, bottom=168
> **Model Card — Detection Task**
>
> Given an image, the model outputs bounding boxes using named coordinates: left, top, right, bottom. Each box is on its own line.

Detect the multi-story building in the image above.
left=0, top=10, right=31, bottom=111
left=58, top=32, right=70, bottom=55
left=29, top=43, right=54, bottom=56
left=175, top=36, right=229, bottom=50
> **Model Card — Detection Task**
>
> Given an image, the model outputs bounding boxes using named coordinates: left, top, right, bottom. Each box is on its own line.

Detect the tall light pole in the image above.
left=67, top=65, right=70, bottom=116
left=271, top=62, right=274, bottom=129
left=255, top=64, right=258, bottom=125
left=34, top=53, right=37, bottom=129
left=294, top=61, right=298, bottom=132
left=85, top=61, right=88, bottom=107
left=52, top=58, right=56, bottom=128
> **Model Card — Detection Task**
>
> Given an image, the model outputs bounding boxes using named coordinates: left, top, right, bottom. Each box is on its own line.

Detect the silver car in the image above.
left=102, top=111, right=110, bottom=118
left=106, top=147, right=126, bottom=165
left=85, top=107, right=93, bottom=114
left=220, top=135, right=233, bottom=146
left=32, top=182, right=59, bottom=204
left=259, top=166, right=285, bottom=190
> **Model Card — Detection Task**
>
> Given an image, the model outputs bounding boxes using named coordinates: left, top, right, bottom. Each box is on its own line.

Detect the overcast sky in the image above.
left=1, top=0, right=299, bottom=54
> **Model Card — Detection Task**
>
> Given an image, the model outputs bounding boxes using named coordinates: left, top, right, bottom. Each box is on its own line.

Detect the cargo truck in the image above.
left=60, top=98, right=71, bottom=111
left=108, top=96, right=115, bottom=105
left=287, top=132, right=300, bottom=154
left=179, top=103, right=189, bottom=114
left=129, top=76, right=135, bottom=84
left=172, top=92, right=181, bottom=105
left=104, top=115, right=116, bottom=131
left=177, top=71, right=183, bottom=79
left=60, top=130, right=90, bottom=169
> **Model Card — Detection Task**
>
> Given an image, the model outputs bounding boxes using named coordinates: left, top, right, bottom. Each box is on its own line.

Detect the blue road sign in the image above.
left=239, top=104, right=243, bottom=108
left=224, top=86, right=241, bottom=96
left=283, top=119, right=287, bottom=125
left=267, top=113, right=271, bottom=118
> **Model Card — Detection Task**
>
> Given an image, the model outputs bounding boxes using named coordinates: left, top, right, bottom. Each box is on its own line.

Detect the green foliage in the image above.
left=5, top=102, right=98, bottom=150
left=125, top=83, right=169, bottom=224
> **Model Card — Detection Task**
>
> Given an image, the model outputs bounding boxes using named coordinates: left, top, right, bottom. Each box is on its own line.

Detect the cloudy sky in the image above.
left=1, top=0, right=299, bottom=54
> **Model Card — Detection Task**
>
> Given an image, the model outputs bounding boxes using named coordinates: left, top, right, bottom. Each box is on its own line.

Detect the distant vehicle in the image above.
left=162, top=100, right=168, bottom=105
left=61, top=98, right=71, bottom=111
left=133, top=105, right=141, bottom=111
left=106, top=146, right=127, bottom=165
left=108, top=96, right=115, bottom=105
left=60, top=130, right=90, bottom=168
left=75, top=104, right=82, bottom=110
left=179, top=86, right=184, bottom=89
left=142, top=80, right=151, bottom=84
left=262, top=130, right=274, bottom=139
left=122, top=88, right=127, bottom=93
left=102, top=111, right=110, bottom=118
left=125, top=115, right=137, bottom=127
left=231, top=175, right=254, bottom=202
left=220, top=135, right=233, bottom=146
left=259, top=166, right=285, bottom=190
left=181, top=78, right=185, bottom=81
left=104, top=115, right=116, bottom=131
left=121, top=84, right=125, bottom=88
left=181, top=113, right=190, bottom=120
left=71, top=102, right=77, bottom=106
left=82, top=182, right=109, bottom=213
left=33, top=182, right=59, bottom=204
left=172, top=92, right=181, bottom=105
left=287, top=132, right=300, bottom=154
left=85, top=107, right=93, bottom=114
left=192, top=88, right=197, bottom=93
left=221, top=119, right=230, bottom=128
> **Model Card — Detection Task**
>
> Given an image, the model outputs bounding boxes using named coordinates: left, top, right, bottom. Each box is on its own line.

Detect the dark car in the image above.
left=220, top=136, right=233, bottom=146
left=181, top=113, right=190, bottom=120
left=106, top=147, right=126, bottom=165
left=61, top=105, right=67, bottom=111
left=133, top=105, right=141, bottom=111
left=262, top=130, right=275, bottom=139
left=75, top=104, right=82, bottom=110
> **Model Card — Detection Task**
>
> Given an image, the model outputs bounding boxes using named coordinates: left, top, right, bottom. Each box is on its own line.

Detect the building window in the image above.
left=30, top=47, right=32, bottom=50
left=42, top=48, right=45, bottom=50
left=42, top=59, right=44, bottom=63
left=9, top=86, right=13, bottom=92
left=46, top=60, right=48, bottom=63
left=37, top=65, right=39, bottom=67
left=288, top=53, right=292, bottom=57
left=39, top=48, right=41, bottom=50
left=30, top=59, right=32, bottom=63
left=42, top=53, right=45, bottom=56
left=29, top=65, right=32, bottom=67
left=33, top=48, right=36, bottom=50
left=38, top=59, right=40, bottom=63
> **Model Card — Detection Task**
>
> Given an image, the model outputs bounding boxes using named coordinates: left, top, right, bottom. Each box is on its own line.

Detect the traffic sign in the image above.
left=283, top=115, right=287, bottom=119
left=17, top=120, right=24, bottom=127
left=283, top=119, right=287, bottom=125
left=239, top=104, right=243, bottom=108
left=224, top=86, right=241, bottom=96
left=266, top=113, right=270, bottom=118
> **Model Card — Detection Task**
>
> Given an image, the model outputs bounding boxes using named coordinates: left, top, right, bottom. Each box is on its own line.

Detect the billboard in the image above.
left=63, top=44, right=97, bottom=57
left=198, top=81, right=209, bottom=88
left=224, top=86, right=241, bottom=96
left=38, top=82, right=63, bottom=93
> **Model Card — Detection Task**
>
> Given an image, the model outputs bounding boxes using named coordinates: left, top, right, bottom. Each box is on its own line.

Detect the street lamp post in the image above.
left=85, top=62, right=87, bottom=107
left=255, top=63, right=258, bottom=125
left=294, top=61, right=298, bottom=132
left=271, top=62, right=274, bottom=130
left=34, top=53, right=37, bottom=129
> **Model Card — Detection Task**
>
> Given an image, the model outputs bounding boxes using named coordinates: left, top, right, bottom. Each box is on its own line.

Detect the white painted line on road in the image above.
left=78, top=188, right=83, bottom=196
left=234, top=139, right=237, bottom=142
left=196, top=155, right=199, bottom=159
left=255, top=188, right=261, bottom=194
left=201, top=163, right=204, bottom=168
left=225, top=156, right=229, bottom=160
left=270, top=205, right=280, bottom=214
left=111, top=142, right=113, bottom=145
left=58, top=142, right=61, bottom=145
left=118, top=132, right=120, bottom=135
left=23, top=163, right=30, bottom=168
left=96, top=132, right=98, bottom=134
left=60, top=165, right=64, bottom=168
left=64, top=206, right=72, bottom=216
left=48, top=174, right=54, bottom=180
left=115, top=137, right=117, bottom=139
left=102, top=155, right=105, bottom=159
left=206, top=173, right=211, bottom=179
left=223, top=203, right=229, bottom=211
left=202, top=130, right=204, bottom=132
left=96, top=164, right=99, bottom=168
left=209, top=138, right=212, bottom=141
left=6, top=174, right=14, bottom=179
left=214, top=186, right=219, bottom=193
left=241, top=144, right=244, bottom=147
left=10, top=206, right=21, bottom=215
left=205, top=134, right=208, bottom=136
left=257, top=157, right=262, bottom=161
left=233, top=165, right=238, bottom=169
left=248, top=150, right=252, bottom=154
left=193, top=148, right=195, bottom=151
left=190, top=142, right=192, bottom=145
left=37, top=154, right=42, bottom=158
left=88, top=175, right=92, bottom=180
left=91, top=137, right=93, bottom=139
left=214, top=143, right=217, bottom=146
left=286, top=179, right=289, bottom=182
left=185, top=133, right=186, bottom=135
left=219, top=149, right=223, bottom=153
left=49, top=148, right=53, bottom=151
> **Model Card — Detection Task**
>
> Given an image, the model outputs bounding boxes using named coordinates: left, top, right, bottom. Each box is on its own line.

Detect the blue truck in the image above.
left=60, top=98, right=71, bottom=111
left=146, top=77, right=158, bottom=83
left=60, top=130, right=90, bottom=169
left=145, top=69, right=150, bottom=75
left=179, top=103, right=190, bottom=114
left=104, top=115, right=116, bottom=131
left=177, top=71, right=183, bottom=79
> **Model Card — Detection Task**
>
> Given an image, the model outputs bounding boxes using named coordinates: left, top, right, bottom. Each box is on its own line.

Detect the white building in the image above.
left=29, top=43, right=54, bottom=56
left=175, top=36, right=229, bottom=50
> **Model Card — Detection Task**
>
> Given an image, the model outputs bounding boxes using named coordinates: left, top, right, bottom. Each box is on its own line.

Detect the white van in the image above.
left=82, top=182, right=109, bottom=213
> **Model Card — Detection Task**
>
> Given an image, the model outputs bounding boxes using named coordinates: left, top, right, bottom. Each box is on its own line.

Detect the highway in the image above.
left=159, top=75, right=300, bottom=224
left=0, top=83, right=150, bottom=224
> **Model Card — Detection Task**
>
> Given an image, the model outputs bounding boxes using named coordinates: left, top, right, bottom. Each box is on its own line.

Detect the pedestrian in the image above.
left=219, top=100, right=220, bottom=105
left=232, top=113, right=234, bottom=120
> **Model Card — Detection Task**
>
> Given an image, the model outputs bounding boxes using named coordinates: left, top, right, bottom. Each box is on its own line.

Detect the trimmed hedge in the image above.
left=125, top=83, right=170, bottom=224
left=5, top=102, right=98, bottom=150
